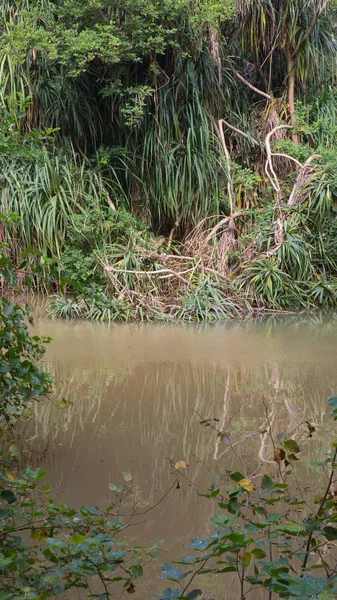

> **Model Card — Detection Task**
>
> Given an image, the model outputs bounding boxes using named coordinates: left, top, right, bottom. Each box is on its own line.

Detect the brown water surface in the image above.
left=23, top=313, right=337, bottom=598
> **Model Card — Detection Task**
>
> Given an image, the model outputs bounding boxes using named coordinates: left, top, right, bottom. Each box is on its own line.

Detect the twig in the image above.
left=117, top=478, right=178, bottom=517
left=181, top=558, right=209, bottom=597
left=301, top=447, right=337, bottom=573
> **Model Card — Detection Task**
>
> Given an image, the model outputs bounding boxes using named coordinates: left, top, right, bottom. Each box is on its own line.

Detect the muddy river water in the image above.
left=23, top=312, right=337, bottom=598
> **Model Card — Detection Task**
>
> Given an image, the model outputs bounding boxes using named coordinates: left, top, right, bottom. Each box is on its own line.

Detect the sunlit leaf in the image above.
left=71, top=534, right=86, bottom=544
left=239, top=478, right=254, bottom=492
left=242, top=552, right=251, bottom=567
left=251, top=548, right=266, bottom=559
left=3, top=467, right=14, bottom=481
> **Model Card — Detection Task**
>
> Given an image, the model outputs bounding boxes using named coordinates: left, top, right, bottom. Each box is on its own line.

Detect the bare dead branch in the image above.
left=216, top=119, right=235, bottom=214
left=231, top=68, right=273, bottom=101
left=220, top=119, right=260, bottom=146
left=205, top=211, right=243, bottom=242
left=288, top=154, right=322, bottom=206
left=265, top=125, right=293, bottom=199
left=104, top=265, right=195, bottom=288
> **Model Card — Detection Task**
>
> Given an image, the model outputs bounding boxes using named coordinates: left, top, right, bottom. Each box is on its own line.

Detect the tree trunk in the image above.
left=286, top=48, right=298, bottom=143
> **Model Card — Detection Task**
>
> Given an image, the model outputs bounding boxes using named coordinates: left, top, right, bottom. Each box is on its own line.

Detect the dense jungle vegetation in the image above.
left=2, top=3, right=337, bottom=597
left=2, top=253, right=337, bottom=599
left=0, top=0, right=336, bottom=320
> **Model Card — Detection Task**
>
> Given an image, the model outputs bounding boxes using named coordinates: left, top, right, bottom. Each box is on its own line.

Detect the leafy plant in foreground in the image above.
left=160, top=398, right=337, bottom=600
left=0, top=461, right=154, bottom=599
left=0, top=243, right=53, bottom=423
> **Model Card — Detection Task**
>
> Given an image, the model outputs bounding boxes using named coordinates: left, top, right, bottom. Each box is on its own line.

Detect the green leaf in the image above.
left=230, top=472, right=244, bottom=482
left=47, top=537, right=67, bottom=549
left=9, top=443, right=20, bottom=457
left=0, top=490, right=16, bottom=504
left=131, top=564, right=143, bottom=579
left=242, top=552, right=251, bottom=567
left=323, top=526, right=337, bottom=541
left=251, top=548, right=266, bottom=559
left=261, top=475, right=274, bottom=490
left=123, top=472, right=133, bottom=483
left=71, top=534, right=87, bottom=544
left=161, top=563, right=192, bottom=582
left=275, top=522, right=303, bottom=534
left=157, top=589, right=181, bottom=600
left=328, top=397, right=337, bottom=408
left=186, top=591, right=202, bottom=600
left=109, top=483, right=123, bottom=493
left=228, top=532, right=245, bottom=544
left=25, top=467, right=46, bottom=480
left=284, top=439, right=301, bottom=454
left=219, top=431, right=231, bottom=445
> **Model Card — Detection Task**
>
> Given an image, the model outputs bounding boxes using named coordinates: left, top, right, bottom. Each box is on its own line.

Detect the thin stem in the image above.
left=181, top=558, right=209, bottom=597
left=301, top=447, right=337, bottom=573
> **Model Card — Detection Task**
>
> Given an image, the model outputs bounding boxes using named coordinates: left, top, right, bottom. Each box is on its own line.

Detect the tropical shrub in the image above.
left=0, top=237, right=53, bottom=423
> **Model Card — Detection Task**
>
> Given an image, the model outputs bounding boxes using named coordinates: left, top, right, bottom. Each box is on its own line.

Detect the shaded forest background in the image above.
left=0, top=0, right=336, bottom=319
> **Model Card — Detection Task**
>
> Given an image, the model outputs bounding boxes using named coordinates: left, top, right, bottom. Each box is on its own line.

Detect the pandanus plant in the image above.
left=235, top=0, right=337, bottom=141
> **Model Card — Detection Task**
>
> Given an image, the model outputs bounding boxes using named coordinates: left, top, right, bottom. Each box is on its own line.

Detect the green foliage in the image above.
left=0, top=242, right=53, bottom=423
left=236, top=258, right=306, bottom=310
left=0, top=295, right=52, bottom=422
left=172, top=276, right=244, bottom=322
left=0, top=252, right=151, bottom=598
left=0, top=0, right=336, bottom=316
left=49, top=287, right=132, bottom=323
left=0, top=145, right=117, bottom=259
left=0, top=454, right=152, bottom=598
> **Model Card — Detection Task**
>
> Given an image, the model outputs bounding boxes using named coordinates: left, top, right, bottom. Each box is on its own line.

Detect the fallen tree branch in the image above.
left=104, top=265, right=195, bottom=288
